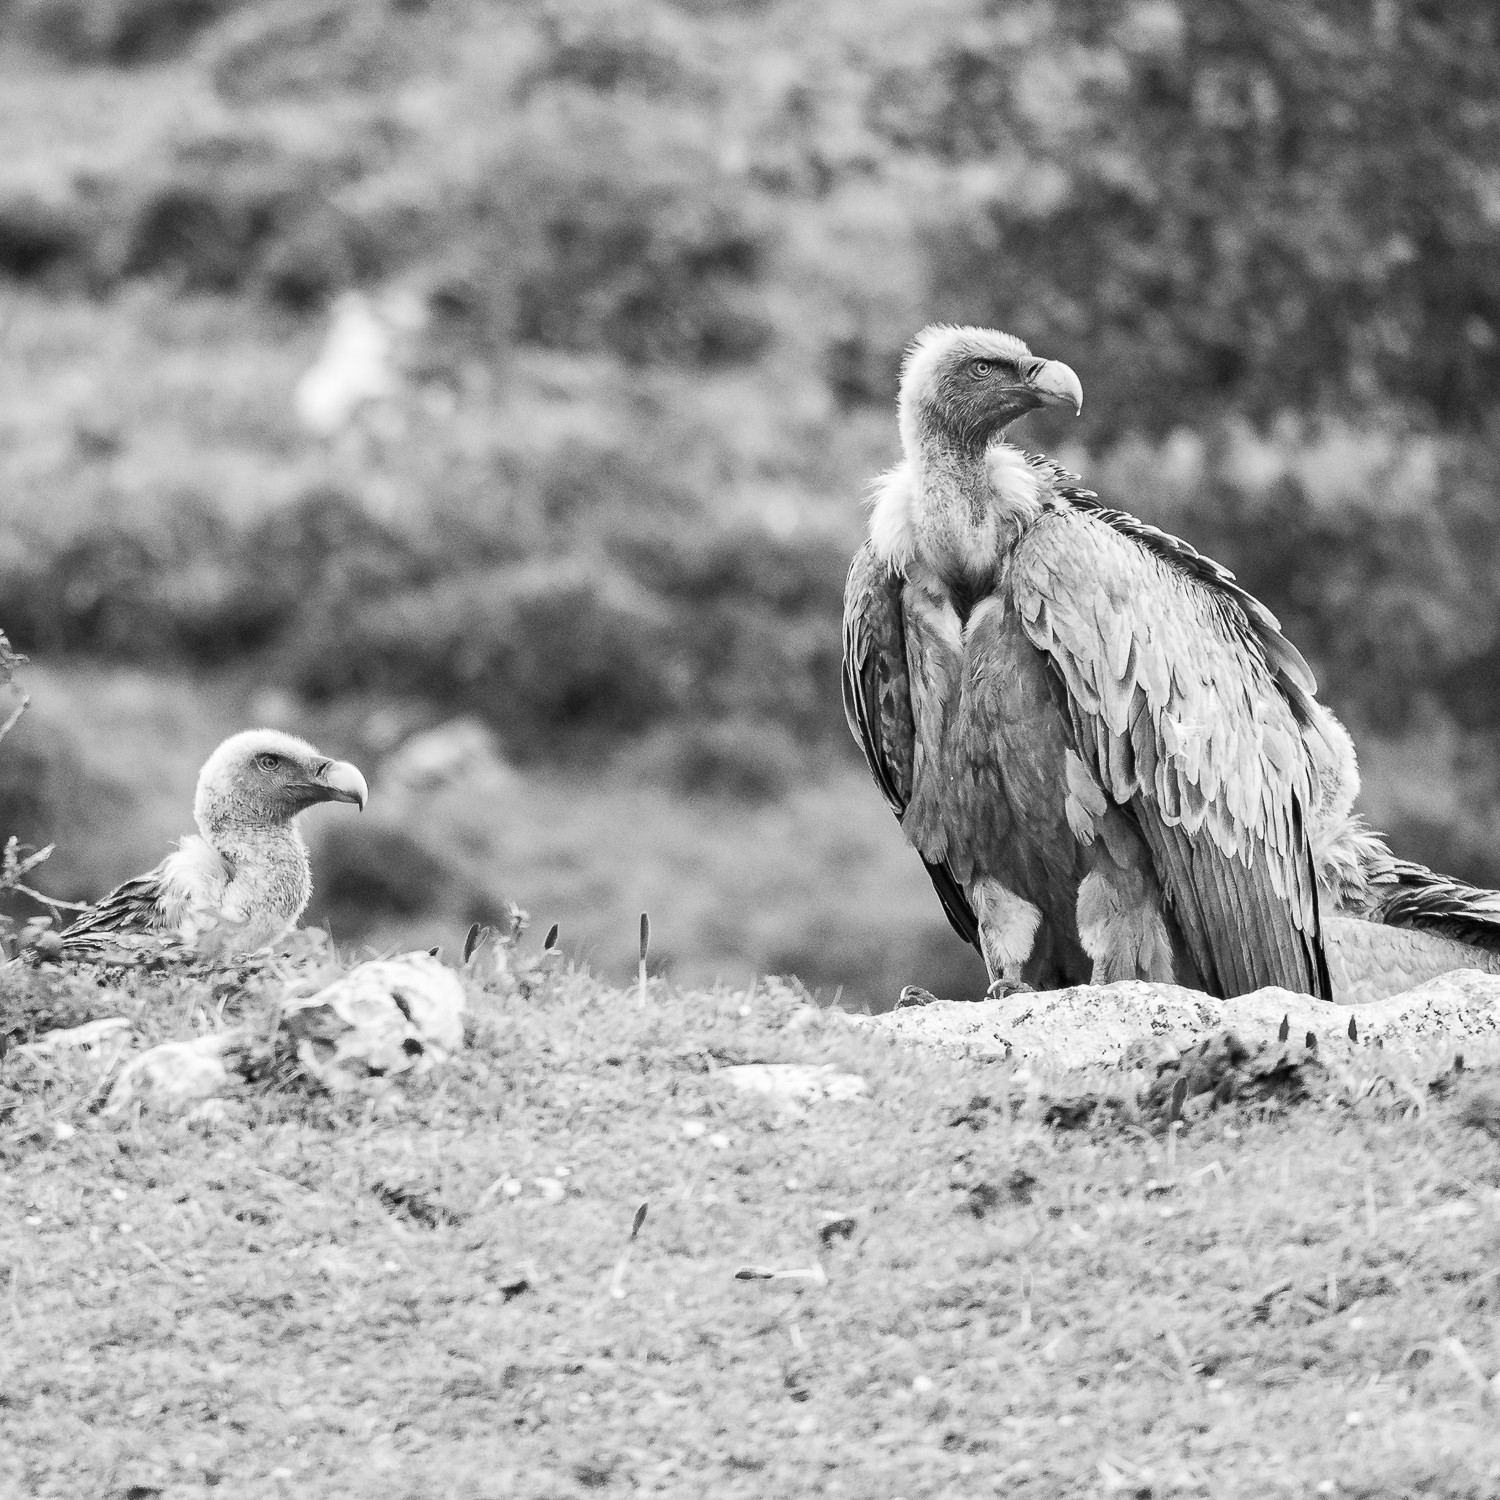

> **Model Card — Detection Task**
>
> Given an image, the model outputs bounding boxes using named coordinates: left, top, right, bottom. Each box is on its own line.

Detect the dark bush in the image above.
left=243, top=487, right=426, bottom=614
left=288, top=561, right=684, bottom=757
left=0, top=705, right=127, bottom=910
left=824, top=333, right=903, bottom=411
left=663, top=716, right=804, bottom=803
left=507, top=132, right=775, bottom=366
left=891, top=0, right=1500, bottom=440
left=0, top=192, right=90, bottom=283
left=308, top=818, right=455, bottom=925
left=2, top=488, right=426, bottom=666
left=206, top=0, right=425, bottom=104
left=112, top=134, right=376, bottom=299
left=4, top=495, right=236, bottom=658
left=611, top=519, right=847, bottom=614
left=10, top=0, right=243, bottom=64
left=529, top=6, right=687, bottom=98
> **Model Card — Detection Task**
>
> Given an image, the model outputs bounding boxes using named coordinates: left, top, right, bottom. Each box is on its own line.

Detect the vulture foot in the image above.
left=896, top=985, right=943, bottom=1009
left=986, top=978, right=1034, bottom=1000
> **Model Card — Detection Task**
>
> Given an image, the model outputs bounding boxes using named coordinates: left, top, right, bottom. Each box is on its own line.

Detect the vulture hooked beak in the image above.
left=312, top=759, right=369, bottom=810
left=1024, top=359, right=1084, bottom=416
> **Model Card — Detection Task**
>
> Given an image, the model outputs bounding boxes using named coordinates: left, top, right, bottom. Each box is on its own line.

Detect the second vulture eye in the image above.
left=257, top=753, right=282, bottom=771
left=970, top=359, right=993, bottom=378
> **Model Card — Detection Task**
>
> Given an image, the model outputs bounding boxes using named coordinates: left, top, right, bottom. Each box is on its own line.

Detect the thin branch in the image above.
left=13, top=882, right=90, bottom=913
left=0, top=691, right=28, bottom=747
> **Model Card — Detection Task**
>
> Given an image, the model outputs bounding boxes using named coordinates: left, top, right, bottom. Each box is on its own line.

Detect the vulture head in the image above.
left=194, top=729, right=368, bottom=840
left=898, top=324, right=1082, bottom=457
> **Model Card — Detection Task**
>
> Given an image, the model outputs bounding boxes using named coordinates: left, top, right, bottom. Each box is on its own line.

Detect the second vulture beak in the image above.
left=1026, top=359, right=1084, bottom=416
left=317, top=760, right=369, bottom=810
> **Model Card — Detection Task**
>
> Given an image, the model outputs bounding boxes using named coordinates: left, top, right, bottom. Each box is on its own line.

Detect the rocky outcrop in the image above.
left=860, top=969, right=1500, bottom=1071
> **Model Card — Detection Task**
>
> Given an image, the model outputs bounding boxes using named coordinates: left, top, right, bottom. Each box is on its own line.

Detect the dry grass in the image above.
left=3, top=952, right=1499, bottom=1499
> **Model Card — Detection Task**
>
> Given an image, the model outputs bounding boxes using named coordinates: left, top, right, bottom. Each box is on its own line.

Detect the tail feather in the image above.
left=1363, top=857, right=1500, bottom=953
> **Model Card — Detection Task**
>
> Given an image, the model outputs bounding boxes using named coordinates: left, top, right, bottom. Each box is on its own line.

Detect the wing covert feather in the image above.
left=1012, top=506, right=1331, bottom=999
left=59, top=865, right=171, bottom=946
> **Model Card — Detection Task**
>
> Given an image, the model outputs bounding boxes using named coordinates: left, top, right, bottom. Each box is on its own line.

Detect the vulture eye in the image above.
left=256, top=752, right=282, bottom=771
left=969, top=358, right=994, bottom=379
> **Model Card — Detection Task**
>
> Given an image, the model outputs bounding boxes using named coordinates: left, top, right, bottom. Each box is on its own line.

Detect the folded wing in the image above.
left=842, top=540, right=979, bottom=948
left=1011, top=493, right=1332, bottom=1000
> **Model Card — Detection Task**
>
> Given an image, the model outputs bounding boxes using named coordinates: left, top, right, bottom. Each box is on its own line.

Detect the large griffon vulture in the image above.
left=843, top=325, right=1500, bottom=1003
left=60, top=729, right=367, bottom=957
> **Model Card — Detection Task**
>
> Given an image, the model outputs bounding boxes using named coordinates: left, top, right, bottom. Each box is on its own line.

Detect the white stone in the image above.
left=860, top=970, right=1500, bottom=1072
left=719, top=1063, right=868, bottom=1104
left=104, top=1031, right=251, bottom=1114
left=18, top=1017, right=132, bottom=1054
left=279, top=951, right=466, bottom=1092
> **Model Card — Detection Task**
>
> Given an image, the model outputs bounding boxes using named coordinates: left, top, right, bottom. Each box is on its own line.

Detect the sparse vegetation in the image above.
left=2, top=957, right=1499, bottom=1497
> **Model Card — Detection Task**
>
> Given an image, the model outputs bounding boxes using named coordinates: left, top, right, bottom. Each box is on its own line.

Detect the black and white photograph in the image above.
left=2, top=0, right=1499, bottom=1494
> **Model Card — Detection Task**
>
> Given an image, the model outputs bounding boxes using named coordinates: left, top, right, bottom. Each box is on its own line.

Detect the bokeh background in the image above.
left=1, top=0, right=1498, bottom=1009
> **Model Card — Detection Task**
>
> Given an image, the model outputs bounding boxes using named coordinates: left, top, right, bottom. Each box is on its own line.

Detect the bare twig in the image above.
left=0, top=692, right=28, bottom=747
left=11, top=882, right=90, bottom=913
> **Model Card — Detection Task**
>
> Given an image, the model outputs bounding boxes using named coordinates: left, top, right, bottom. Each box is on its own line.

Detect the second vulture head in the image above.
left=195, top=729, right=368, bottom=839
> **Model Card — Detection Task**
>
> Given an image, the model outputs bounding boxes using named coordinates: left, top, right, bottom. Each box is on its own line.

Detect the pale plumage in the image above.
left=61, top=729, right=367, bottom=958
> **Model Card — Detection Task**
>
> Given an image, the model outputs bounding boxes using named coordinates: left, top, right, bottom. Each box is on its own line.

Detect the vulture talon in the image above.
left=896, top=985, right=942, bottom=1009
left=986, top=978, right=1034, bottom=1000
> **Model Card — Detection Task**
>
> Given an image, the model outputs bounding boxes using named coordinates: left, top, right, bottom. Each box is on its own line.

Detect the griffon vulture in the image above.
left=60, top=729, right=367, bottom=957
left=842, top=324, right=1499, bottom=1003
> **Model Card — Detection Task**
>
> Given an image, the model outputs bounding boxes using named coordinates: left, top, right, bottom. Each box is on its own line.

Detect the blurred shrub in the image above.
left=528, top=3, right=691, bottom=99
left=0, top=703, right=126, bottom=911
left=824, top=333, right=902, bottom=412
left=887, top=0, right=1500, bottom=439
left=205, top=0, right=425, bottom=105
left=2, top=487, right=424, bottom=665
left=287, top=560, right=683, bottom=757
left=308, top=818, right=455, bottom=924
left=4, top=493, right=240, bottom=658
left=0, top=191, right=90, bottom=284
left=612, top=518, right=847, bottom=614
left=500, top=111, right=775, bottom=367
left=117, top=135, right=375, bottom=302
left=242, top=487, right=426, bottom=617
left=639, top=715, right=805, bottom=804
left=7, top=0, right=242, bottom=64
left=606, top=518, right=849, bottom=738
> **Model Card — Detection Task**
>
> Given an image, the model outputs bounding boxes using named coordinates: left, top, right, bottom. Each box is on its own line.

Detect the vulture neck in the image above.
left=199, top=809, right=309, bottom=875
left=901, top=426, right=1044, bottom=588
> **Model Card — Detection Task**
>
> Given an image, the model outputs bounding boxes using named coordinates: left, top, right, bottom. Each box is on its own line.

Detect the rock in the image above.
left=104, top=1030, right=253, bottom=1114
left=719, top=1063, right=868, bottom=1104
left=861, top=971, right=1500, bottom=1072
left=18, top=1017, right=132, bottom=1054
left=279, top=951, right=466, bottom=1092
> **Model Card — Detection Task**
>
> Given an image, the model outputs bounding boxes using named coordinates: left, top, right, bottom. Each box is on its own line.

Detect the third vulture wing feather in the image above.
left=1011, top=497, right=1331, bottom=999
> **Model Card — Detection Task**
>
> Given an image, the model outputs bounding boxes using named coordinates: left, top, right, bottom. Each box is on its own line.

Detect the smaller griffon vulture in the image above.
left=843, top=324, right=1500, bottom=1003
left=60, top=730, right=367, bottom=957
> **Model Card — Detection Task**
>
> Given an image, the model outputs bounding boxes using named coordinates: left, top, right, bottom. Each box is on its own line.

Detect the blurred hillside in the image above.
left=1, top=0, right=1498, bottom=1006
